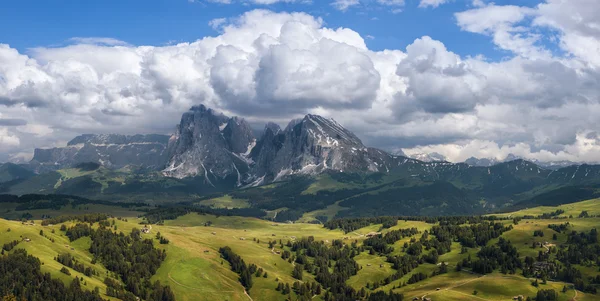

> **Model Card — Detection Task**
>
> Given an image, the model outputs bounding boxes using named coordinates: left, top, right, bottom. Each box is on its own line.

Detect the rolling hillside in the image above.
left=1, top=197, right=599, bottom=300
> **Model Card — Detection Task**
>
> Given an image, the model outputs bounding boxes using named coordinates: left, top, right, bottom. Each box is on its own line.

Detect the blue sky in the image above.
left=0, top=0, right=543, bottom=60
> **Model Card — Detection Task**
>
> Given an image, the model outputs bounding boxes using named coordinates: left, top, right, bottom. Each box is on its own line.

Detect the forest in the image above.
left=0, top=249, right=105, bottom=301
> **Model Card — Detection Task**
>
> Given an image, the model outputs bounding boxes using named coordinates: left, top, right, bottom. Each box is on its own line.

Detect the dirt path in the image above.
left=421, top=274, right=488, bottom=301
left=244, top=290, right=253, bottom=301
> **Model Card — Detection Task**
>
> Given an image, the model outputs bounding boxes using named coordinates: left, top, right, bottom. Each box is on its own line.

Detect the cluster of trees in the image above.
left=2, top=240, right=19, bottom=252
left=62, top=223, right=174, bottom=300
left=144, top=207, right=192, bottom=224
left=325, top=215, right=510, bottom=234
left=461, top=238, right=522, bottom=274
left=292, top=264, right=304, bottom=280
left=291, top=281, right=322, bottom=299
left=90, top=227, right=172, bottom=300
left=324, top=217, right=400, bottom=233
left=522, top=256, right=558, bottom=279
left=534, top=230, right=545, bottom=237
left=536, top=289, right=558, bottom=301
left=219, top=246, right=256, bottom=290
left=537, top=209, right=565, bottom=219
left=557, top=229, right=599, bottom=265
left=104, top=277, right=135, bottom=300
left=363, top=227, right=419, bottom=254
left=431, top=221, right=512, bottom=248
left=0, top=249, right=105, bottom=301
left=284, top=236, right=365, bottom=300
left=555, top=228, right=599, bottom=293
left=55, top=253, right=97, bottom=277
left=155, top=232, right=169, bottom=244
left=42, top=213, right=109, bottom=226
left=406, top=272, right=428, bottom=284
left=548, top=223, right=570, bottom=233
left=65, top=223, right=94, bottom=241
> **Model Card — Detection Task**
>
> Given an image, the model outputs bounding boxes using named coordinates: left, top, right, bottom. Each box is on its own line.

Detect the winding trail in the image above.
left=244, top=290, right=253, bottom=301
left=421, top=274, right=488, bottom=300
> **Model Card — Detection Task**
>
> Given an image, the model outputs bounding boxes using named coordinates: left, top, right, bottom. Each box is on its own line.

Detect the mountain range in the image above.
left=2, top=104, right=600, bottom=218
left=463, top=154, right=579, bottom=170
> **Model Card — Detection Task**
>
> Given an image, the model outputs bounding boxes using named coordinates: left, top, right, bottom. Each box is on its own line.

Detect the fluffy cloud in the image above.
left=1, top=2, right=600, bottom=164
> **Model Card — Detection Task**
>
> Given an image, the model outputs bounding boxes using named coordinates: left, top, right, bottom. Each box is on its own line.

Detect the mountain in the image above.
left=9, top=104, right=600, bottom=218
left=407, top=152, right=447, bottom=162
left=249, top=114, right=393, bottom=182
left=163, top=105, right=255, bottom=185
left=163, top=108, right=403, bottom=184
left=30, top=134, right=170, bottom=172
left=464, top=154, right=578, bottom=170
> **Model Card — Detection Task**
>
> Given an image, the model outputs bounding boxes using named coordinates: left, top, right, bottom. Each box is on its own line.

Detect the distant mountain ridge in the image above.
left=30, top=133, right=170, bottom=172
left=464, top=154, right=579, bottom=170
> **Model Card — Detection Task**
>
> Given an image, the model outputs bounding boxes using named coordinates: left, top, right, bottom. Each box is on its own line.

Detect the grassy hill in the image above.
left=1, top=198, right=599, bottom=300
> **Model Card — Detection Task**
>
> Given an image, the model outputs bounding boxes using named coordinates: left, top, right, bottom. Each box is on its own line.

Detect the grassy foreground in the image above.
left=0, top=199, right=599, bottom=301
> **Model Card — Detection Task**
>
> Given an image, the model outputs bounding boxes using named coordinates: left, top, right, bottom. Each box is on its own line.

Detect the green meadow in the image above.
left=0, top=198, right=599, bottom=300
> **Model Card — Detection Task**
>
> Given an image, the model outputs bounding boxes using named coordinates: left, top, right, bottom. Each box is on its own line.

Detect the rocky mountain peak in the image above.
left=264, top=122, right=281, bottom=135
left=247, top=113, right=382, bottom=181
left=163, top=105, right=255, bottom=182
left=299, top=114, right=363, bottom=147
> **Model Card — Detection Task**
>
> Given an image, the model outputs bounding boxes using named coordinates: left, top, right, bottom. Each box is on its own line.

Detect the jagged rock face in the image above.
left=251, top=114, right=389, bottom=180
left=30, top=134, right=170, bottom=172
left=249, top=123, right=283, bottom=181
left=222, top=117, right=256, bottom=154
left=163, top=105, right=255, bottom=182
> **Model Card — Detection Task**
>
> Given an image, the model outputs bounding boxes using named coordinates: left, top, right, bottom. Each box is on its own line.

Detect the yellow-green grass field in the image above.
left=1, top=198, right=600, bottom=301
left=490, top=198, right=600, bottom=218
left=0, top=218, right=119, bottom=300
left=197, top=194, right=251, bottom=209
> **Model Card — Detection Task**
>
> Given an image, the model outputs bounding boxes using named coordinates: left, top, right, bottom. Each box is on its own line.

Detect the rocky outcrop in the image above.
left=249, top=114, right=394, bottom=181
left=162, top=105, right=255, bottom=185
